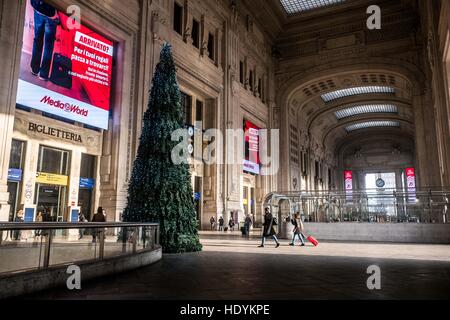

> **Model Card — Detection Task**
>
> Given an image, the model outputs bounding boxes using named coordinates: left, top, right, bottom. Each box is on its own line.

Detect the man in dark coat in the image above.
left=258, top=207, right=280, bottom=248
left=91, top=207, right=106, bottom=243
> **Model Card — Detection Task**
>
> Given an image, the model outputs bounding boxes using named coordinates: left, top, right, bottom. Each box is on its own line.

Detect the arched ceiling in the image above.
left=287, top=70, right=415, bottom=157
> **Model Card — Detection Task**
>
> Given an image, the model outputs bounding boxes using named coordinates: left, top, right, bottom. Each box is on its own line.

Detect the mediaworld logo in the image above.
left=40, top=96, right=89, bottom=117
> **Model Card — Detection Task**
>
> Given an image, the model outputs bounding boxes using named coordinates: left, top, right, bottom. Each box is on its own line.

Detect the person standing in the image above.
left=218, top=216, right=224, bottom=231
left=289, top=213, right=306, bottom=246
left=210, top=216, right=216, bottom=231
left=228, top=216, right=235, bottom=232
left=244, top=214, right=253, bottom=238
left=258, top=207, right=280, bottom=248
left=34, top=210, right=44, bottom=238
left=30, top=0, right=60, bottom=80
left=13, top=210, right=24, bottom=241
left=78, top=211, right=87, bottom=240
left=92, top=207, right=106, bottom=243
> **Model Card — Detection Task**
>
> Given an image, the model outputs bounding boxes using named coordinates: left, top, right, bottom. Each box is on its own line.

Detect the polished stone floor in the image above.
left=25, top=233, right=450, bottom=300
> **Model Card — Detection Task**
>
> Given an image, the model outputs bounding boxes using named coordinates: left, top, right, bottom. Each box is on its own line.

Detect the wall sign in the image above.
left=36, top=172, right=69, bottom=186
left=70, top=208, right=80, bottom=223
left=8, top=168, right=23, bottom=182
left=79, top=178, right=95, bottom=189
left=24, top=207, right=35, bottom=222
left=28, top=122, right=82, bottom=143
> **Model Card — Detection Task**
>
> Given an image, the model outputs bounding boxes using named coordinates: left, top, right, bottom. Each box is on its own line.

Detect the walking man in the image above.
left=258, top=207, right=280, bottom=248
left=244, top=214, right=252, bottom=238
left=218, top=216, right=224, bottom=231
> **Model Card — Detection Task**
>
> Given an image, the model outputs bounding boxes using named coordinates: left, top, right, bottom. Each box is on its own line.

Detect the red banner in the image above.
left=406, top=167, right=416, bottom=202
left=344, top=171, right=353, bottom=190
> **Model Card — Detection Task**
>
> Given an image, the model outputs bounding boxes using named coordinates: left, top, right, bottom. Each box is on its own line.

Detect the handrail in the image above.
left=0, top=222, right=159, bottom=230
left=0, top=222, right=161, bottom=276
left=264, top=189, right=449, bottom=223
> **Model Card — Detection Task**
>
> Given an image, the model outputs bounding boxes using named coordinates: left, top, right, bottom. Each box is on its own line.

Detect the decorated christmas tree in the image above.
left=122, top=43, right=202, bottom=253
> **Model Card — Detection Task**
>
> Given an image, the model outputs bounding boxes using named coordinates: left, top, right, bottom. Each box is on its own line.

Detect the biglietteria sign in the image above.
left=16, top=0, right=113, bottom=130
left=28, top=122, right=83, bottom=143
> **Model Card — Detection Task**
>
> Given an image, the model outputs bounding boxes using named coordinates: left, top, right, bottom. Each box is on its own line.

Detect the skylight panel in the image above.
left=280, top=0, right=345, bottom=15
left=321, top=86, right=395, bottom=103
left=345, top=121, right=400, bottom=132
left=335, top=104, right=398, bottom=120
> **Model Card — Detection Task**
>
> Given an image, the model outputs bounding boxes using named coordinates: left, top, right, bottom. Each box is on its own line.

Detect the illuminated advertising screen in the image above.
left=243, top=120, right=260, bottom=175
left=16, top=0, right=113, bottom=129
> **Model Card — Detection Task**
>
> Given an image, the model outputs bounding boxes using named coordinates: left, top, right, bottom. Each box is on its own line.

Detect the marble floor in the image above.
left=23, top=234, right=450, bottom=300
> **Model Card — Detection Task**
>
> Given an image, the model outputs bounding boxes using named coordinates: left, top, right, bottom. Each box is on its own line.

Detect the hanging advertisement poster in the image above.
left=16, top=0, right=113, bottom=129
left=344, top=170, right=353, bottom=201
left=243, top=120, right=260, bottom=175
left=406, top=167, right=416, bottom=202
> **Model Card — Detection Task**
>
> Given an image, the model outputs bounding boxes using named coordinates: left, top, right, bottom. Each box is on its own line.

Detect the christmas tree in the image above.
left=122, top=43, right=202, bottom=253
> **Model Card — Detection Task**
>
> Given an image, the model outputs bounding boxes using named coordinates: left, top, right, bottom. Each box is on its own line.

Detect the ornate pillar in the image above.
left=0, top=0, right=26, bottom=221
left=412, top=92, right=441, bottom=188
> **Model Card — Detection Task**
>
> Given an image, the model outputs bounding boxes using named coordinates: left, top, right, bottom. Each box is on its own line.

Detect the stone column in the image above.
left=412, top=93, right=441, bottom=188
left=20, top=141, right=39, bottom=208
left=0, top=0, right=26, bottom=221
left=395, top=169, right=404, bottom=191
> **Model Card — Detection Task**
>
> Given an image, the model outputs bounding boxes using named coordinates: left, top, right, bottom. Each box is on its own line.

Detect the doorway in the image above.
left=35, top=184, right=67, bottom=221
left=364, top=172, right=396, bottom=222
left=35, top=145, right=70, bottom=221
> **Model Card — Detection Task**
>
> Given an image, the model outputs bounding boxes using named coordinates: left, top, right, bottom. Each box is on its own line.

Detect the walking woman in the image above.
left=258, top=207, right=280, bottom=248
left=290, top=212, right=306, bottom=246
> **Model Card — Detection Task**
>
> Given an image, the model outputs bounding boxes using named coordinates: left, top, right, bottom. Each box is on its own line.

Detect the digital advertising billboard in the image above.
left=243, top=120, right=260, bottom=175
left=16, top=0, right=113, bottom=130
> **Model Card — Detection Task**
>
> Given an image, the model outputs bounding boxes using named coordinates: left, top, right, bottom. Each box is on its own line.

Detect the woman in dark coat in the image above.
left=289, top=212, right=305, bottom=246
left=258, top=207, right=280, bottom=248
left=91, top=207, right=106, bottom=243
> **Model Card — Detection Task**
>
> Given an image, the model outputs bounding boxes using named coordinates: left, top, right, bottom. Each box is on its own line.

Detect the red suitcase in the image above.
left=307, top=235, right=319, bottom=246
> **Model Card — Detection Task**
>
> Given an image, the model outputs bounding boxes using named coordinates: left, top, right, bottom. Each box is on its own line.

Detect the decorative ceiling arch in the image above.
left=322, top=115, right=414, bottom=147
left=337, top=132, right=415, bottom=157
left=305, top=96, right=412, bottom=132
left=326, top=124, right=415, bottom=155
left=278, top=58, right=425, bottom=108
left=276, top=58, right=425, bottom=178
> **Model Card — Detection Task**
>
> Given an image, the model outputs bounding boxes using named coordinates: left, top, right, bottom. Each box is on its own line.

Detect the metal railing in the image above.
left=0, top=222, right=160, bottom=276
left=265, top=189, right=450, bottom=224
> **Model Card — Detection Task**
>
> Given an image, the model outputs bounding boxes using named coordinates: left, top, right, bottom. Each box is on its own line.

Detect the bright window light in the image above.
left=335, top=104, right=398, bottom=120
left=321, top=86, right=395, bottom=103
left=346, top=121, right=400, bottom=132
left=280, top=0, right=345, bottom=15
